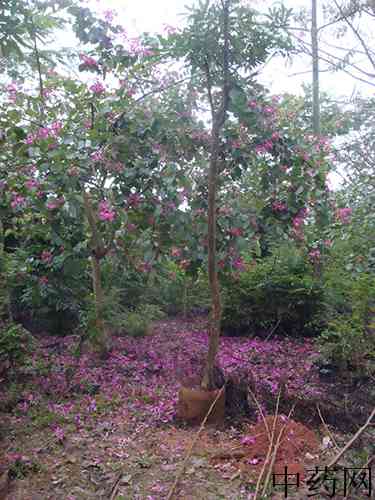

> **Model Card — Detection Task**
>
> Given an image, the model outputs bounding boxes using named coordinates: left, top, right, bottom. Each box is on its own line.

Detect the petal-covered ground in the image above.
left=0, top=318, right=372, bottom=499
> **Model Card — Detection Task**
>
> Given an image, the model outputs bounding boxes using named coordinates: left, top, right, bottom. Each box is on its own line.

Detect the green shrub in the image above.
left=145, top=262, right=210, bottom=316
left=111, top=303, right=166, bottom=338
left=317, top=272, right=375, bottom=374
left=221, top=245, right=324, bottom=336
left=0, top=322, right=33, bottom=367
left=123, top=311, right=151, bottom=337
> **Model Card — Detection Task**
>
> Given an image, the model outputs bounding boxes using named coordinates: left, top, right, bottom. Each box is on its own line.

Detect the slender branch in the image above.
left=320, top=406, right=375, bottom=476
left=31, top=17, right=45, bottom=119
left=332, top=0, right=375, bottom=71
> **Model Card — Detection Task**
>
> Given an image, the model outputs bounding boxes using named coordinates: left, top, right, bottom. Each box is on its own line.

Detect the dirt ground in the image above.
left=1, top=318, right=374, bottom=499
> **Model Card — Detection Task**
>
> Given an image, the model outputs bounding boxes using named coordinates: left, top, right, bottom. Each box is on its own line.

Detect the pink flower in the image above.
left=98, top=200, right=115, bottom=221
left=255, top=144, right=266, bottom=154
left=309, top=249, right=321, bottom=262
left=336, top=207, right=352, bottom=224
left=46, top=197, right=64, bottom=210
left=39, top=276, right=49, bottom=285
left=292, top=217, right=303, bottom=228
left=52, top=425, right=65, bottom=442
left=50, top=121, right=63, bottom=135
left=25, top=133, right=36, bottom=144
left=232, top=256, right=246, bottom=272
left=80, top=54, right=98, bottom=67
left=11, top=194, right=25, bottom=209
left=37, top=127, right=51, bottom=140
left=138, top=261, right=153, bottom=273
left=263, top=105, right=275, bottom=114
left=41, top=250, right=53, bottom=264
left=228, top=227, right=243, bottom=237
left=6, top=82, right=18, bottom=102
left=171, top=247, right=181, bottom=258
left=246, top=458, right=260, bottom=465
left=90, top=81, right=105, bottom=95
left=179, top=259, right=190, bottom=271
left=263, top=140, right=273, bottom=151
left=301, top=151, right=310, bottom=162
left=218, top=259, right=226, bottom=269
left=103, top=9, right=116, bottom=23
left=241, top=435, right=256, bottom=446
left=128, top=193, right=142, bottom=208
left=91, top=150, right=105, bottom=162
left=272, top=201, right=288, bottom=212
left=324, top=239, right=333, bottom=247
left=25, top=179, right=40, bottom=190
left=248, top=100, right=257, bottom=109
left=42, top=88, right=53, bottom=98
left=163, top=24, right=177, bottom=35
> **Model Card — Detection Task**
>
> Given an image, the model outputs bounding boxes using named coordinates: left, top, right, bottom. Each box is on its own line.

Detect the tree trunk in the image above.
left=91, top=253, right=109, bottom=352
left=201, top=0, right=230, bottom=390
left=311, top=0, right=320, bottom=136
left=0, top=217, right=12, bottom=322
left=82, top=191, right=109, bottom=353
left=202, top=125, right=223, bottom=390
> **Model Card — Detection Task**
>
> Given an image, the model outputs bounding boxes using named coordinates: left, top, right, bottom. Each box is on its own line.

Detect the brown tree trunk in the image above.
left=202, top=126, right=223, bottom=390
left=0, top=217, right=12, bottom=322
left=82, top=191, right=109, bottom=353
left=91, top=253, right=109, bottom=352
left=201, top=0, right=230, bottom=390
left=311, top=0, right=320, bottom=136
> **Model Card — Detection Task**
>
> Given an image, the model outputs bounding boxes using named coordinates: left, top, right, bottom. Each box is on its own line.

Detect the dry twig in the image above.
left=316, top=404, right=340, bottom=452
left=166, top=386, right=225, bottom=500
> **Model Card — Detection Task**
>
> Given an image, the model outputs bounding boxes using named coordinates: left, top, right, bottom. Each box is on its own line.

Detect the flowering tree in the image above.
left=163, top=0, right=294, bottom=389
left=0, top=4, right=206, bottom=351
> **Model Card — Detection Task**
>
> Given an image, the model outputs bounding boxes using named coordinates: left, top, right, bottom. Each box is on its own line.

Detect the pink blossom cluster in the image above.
left=228, top=227, right=243, bottom=237
left=127, top=37, right=155, bottom=58
left=98, top=200, right=115, bottom=221
left=162, top=24, right=178, bottom=35
left=255, top=140, right=273, bottom=154
left=137, top=261, right=153, bottom=273
left=170, top=247, right=182, bottom=258
left=103, top=9, right=116, bottom=23
left=25, top=122, right=63, bottom=144
left=91, top=150, right=105, bottom=162
left=46, top=197, right=64, bottom=210
left=90, top=81, right=105, bottom=95
left=25, top=179, right=40, bottom=190
left=272, top=200, right=288, bottom=212
left=10, top=193, right=26, bottom=209
left=104, top=161, right=125, bottom=173
left=127, top=193, right=142, bottom=208
left=41, top=250, right=53, bottom=264
left=190, top=130, right=210, bottom=142
left=291, top=207, right=308, bottom=241
left=79, top=53, right=98, bottom=67
left=232, top=256, right=246, bottom=272
left=336, top=207, right=352, bottom=224
left=308, top=249, right=321, bottom=262
left=6, top=82, right=18, bottom=103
